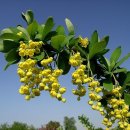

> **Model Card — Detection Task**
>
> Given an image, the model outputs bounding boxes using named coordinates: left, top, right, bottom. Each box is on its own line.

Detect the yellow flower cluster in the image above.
left=18, top=58, right=40, bottom=100
left=69, top=52, right=87, bottom=99
left=72, top=65, right=87, bottom=100
left=19, top=40, right=43, bottom=57
left=101, top=86, right=130, bottom=129
left=17, top=57, right=66, bottom=102
left=87, top=84, right=130, bottom=130
left=69, top=52, right=82, bottom=67
left=88, top=80, right=103, bottom=113
left=79, top=36, right=89, bottom=48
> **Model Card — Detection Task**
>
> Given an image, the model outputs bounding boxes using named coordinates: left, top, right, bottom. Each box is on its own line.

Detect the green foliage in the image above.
left=0, top=122, right=35, bottom=130
left=64, top=116, right=77, bottom=130
left=78, top=115, right=103, bottom=130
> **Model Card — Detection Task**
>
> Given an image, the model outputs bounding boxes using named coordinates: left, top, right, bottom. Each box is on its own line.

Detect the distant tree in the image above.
left=10, top=122, right=29, bottom=130
left=64, top=116, right=77, bottom=130
left=0, top=123, right=10, bottom=130
left=0, top=122, right=36, bottom=130
left=56, top=126, right=63, bottom=130
left=95, top=128, right=104, bottom=130
left=46, top=121, right=60, bottom=130
left=78, top=115, right=103, bottom=130
left=28, top=125, right=36, bottom=130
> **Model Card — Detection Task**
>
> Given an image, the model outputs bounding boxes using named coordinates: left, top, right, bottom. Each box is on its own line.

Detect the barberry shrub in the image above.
left=0, top=10, right=130, bottom=130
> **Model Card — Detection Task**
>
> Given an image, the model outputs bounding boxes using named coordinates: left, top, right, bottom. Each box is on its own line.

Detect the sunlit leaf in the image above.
left=103, top=79, right=113, bottom=91
left=27, top=20, right=38, bottom=39
left=114, top=53, right=130, bottom=68
left=89, top=30, right=98, bottom=48
left=65, top=18, right=74, bottom=35
left=17, top=26, right=30, bottom=40
left=0, top=33, right=21, bottom=42
left=110, top=46, right=121, bottom=64
left=4, top=48, right=19, bottom=62
left=51, top=35, right=66, bottom=51
left=42, top=17, right=55, bottom=40
left=56, top=26, right=65, bottom=35
left=89, top=40, right=108, bottom=59
left=21, top=10, right=34, bottom=25
left=124, top=93, right=130, bottom=105
left=113, top=68, right=127, bottom=73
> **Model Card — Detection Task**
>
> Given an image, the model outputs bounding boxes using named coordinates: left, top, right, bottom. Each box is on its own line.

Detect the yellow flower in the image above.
left=79, top=36, right=89, bottom=48
left=59, top=87, right=66, bottom=94
left=62, top=98, right=66, bottom=103
left=50, top=91, right=57, bottom=97
left=32, top=89, right=40, bottom=96
left=25, top=95, right=31, bottom=101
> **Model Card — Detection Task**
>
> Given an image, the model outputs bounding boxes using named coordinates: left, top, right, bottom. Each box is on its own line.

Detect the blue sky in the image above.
left=0, top=0, right=130, bottom=129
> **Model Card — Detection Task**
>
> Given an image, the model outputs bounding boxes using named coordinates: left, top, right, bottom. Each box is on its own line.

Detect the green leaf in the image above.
left=4, top=60, right=19, bottom=71
left=110, top=46, right=121, bottom=63
left=89, top=41, right=108, bottom=59
left=17, top=26, right=30, bottom=40
left=114, top=53, right=130, bottom=68
left=42, top=17, right=55, bottom=40
left=68, top=37, right=78, bottom=48
left=122, top=72, right=130, bottom=87
left=113, top=68, right=127, bottom=73
left=56, top=26, right=65, bottom=35
left=96, top=49, right=110, bottom=56
left=102, top=36, right=109, bottom=44
left=22, top=10, right=34, bottom=25
left=34, top=52, right=45, bottom=61
left=65, top=18, right=75, bottom=35
left=89, top=30, right=98, bottom=48
left=0, top=40, right=3, bottom=51
left=51, top=35, right=66, bottom=51
left=124, top=93, right=130, bottom=105
left=105, top=58, right=110, bottom=72
left=0, top=40, right=19, bottom=53
left=4, top=48, right=19, bottom=62
left=35, top=25, right=45, bottom=40
left=0, top=27, right=22, bottom=35
left=103, top=79, right=113, bottom=91
left=99, top=56, right=110, bottom=71
left=110, top=61, right=116, bottom=71
left=0, top=33, right=20, bottom=42
left=57, top=50, right=71, bottom=74
left=27, top=20, right=38, bottom=39
left=44, top=31, right=57, bottom=41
